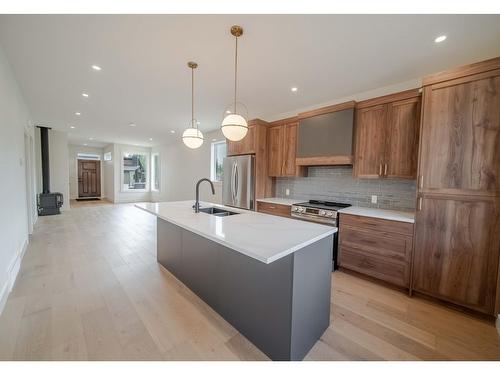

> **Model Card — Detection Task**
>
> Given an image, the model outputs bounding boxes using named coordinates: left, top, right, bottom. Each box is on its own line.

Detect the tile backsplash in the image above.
left=276, top=166, right=416, bottom=211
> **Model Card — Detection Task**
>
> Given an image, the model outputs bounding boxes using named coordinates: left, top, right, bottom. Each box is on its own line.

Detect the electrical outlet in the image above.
left=285, top=189, right=290, bottom=196
left=371, top=195, right=378, bottom=204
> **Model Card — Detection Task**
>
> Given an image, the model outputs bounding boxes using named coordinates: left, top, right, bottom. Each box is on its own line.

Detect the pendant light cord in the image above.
left=234, top=35, right=238, bottom=114
left=191, top=66, right=195, bottom=129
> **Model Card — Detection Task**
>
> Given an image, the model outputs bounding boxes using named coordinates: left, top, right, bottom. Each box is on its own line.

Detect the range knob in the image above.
left=299, top=207, right=305, bottom=213
left=326, top=211, right=334, bottom=217
left=292, top=206, right=299, bottom=212
left=319, top=210, right=326, bottom=216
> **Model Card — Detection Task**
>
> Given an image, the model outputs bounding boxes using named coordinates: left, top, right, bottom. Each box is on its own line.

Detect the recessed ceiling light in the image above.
left=83, top=143, right=88, bottom=146
left=89, top=137, right=94, bottom=140
left=75, top=112, right=81, bottom=116
left=82, top=93, right=89, bottom=98
left=434, top=35, right=447, bottom=43
left=225, top=110, right=231, bottom=114
left=170, top=130, right=175, bottom=134
left=149, top=138, right=153, bottom=141
left=291, top=87, right=298, bottom=92
left=70, top=126, right=75, bottom=129
left=129, top=123, right=136, bottom=127
left=91, top=65, right=101, bottom=71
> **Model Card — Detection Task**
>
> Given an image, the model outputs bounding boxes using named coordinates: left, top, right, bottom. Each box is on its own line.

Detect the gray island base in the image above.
left=157, top=217, right=333, bottom=360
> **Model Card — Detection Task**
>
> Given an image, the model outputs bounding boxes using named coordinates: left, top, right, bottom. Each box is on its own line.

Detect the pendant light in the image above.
left=182, top=61, right=204, bottom=149
left=221, top=25, right=248, bottom=142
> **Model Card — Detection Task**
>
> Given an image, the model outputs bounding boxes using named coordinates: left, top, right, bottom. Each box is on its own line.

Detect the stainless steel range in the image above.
left=291, top=200, right=351, bottom=270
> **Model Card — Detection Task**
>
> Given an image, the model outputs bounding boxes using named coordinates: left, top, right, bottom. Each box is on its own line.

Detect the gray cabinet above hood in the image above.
left=296, top=101, right=355, bottom=166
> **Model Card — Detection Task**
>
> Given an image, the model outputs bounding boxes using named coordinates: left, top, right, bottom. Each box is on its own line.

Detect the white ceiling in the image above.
left=1, top=14, right=500, bottom=148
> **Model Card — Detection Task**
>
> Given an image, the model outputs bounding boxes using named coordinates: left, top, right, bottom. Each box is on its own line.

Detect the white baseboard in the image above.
left=0, top=238, right=28, bottom=316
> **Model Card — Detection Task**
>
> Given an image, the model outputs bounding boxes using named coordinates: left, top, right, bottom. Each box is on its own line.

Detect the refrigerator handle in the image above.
left=231, top=162, right=236, bottom=204
left=234, top=163, right=239, bottom=201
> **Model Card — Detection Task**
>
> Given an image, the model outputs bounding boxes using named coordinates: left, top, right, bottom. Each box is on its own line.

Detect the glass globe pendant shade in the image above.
left=182, top=127, right=204, bottom=149
left=221, top=113, right=248, bottom=141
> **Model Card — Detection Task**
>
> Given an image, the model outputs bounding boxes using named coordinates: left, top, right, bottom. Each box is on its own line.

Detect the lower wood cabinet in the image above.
left=256, top=201, right=291, bottom=218
left=412, top=195, right=500, bottom=315
left=339, top=213, right=414, bottom=288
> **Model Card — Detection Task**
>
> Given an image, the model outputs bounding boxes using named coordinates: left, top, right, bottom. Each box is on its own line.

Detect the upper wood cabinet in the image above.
left=353, top=104, right=387, bottom=178
left=227, top=123, right=256, bottom=156
left=282, top=123, right=299, bottom=176
left=267, top=125, right=282, bottom=176
left=267, top=119, right=302, bottom=177
left=353, top=90, right=421, bottom=179
left=385, top=98, right=421, bottom=178
left=418, top=71, right=500, bottom=195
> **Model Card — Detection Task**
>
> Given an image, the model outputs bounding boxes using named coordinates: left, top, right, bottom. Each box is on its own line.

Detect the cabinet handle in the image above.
left=418, top=197, right=422, bottom=211
left=379, top=163, right=382, bottom=176
left=384, top=163, right=388, bottom=176
left=419, top=175, right=424, bottom=189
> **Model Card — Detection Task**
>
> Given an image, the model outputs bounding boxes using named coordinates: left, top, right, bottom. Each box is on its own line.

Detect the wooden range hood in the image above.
left=295, top=100, right=356, bottom=166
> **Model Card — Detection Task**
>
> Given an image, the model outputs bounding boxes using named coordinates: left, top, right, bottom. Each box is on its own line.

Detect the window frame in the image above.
left=77, top=153, right=101, bottom=160
left=121, top=151, right=149, bottom=193
left=151, top=152, right=160, bottom=192
left=210, top=140, right=227, bottom=183
left=103, top=151, right=112, bottom=161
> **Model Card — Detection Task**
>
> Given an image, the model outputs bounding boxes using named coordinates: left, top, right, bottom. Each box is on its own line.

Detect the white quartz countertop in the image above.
left=338, top=206, right=415, bottom=223
left=256, top=197, right=305, bottom=206
left=136, top=201, right=336, bottom=264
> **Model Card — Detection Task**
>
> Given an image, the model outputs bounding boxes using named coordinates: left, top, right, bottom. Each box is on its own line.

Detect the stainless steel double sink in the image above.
left=199, top=207, right=239, bottom=217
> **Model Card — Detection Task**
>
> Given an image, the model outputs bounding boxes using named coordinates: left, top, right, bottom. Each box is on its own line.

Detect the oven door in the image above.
left=291, top=213, right=339, bottom=272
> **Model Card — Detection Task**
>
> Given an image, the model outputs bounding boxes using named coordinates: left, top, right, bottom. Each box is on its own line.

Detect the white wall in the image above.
left=267, top=78, right=422, bottom=122
left=0, top=44, right=34, bottom=313
left=103, top=143, right=114, bottom=203
left=113, top=143, right=152, bottom=203
left=152, top=129, right=224, bottom=204
left=68, top=145, right=105, bottom=199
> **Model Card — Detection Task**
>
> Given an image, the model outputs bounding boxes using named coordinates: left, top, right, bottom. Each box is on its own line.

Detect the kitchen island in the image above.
left=136, top=201, right=336, bottom=360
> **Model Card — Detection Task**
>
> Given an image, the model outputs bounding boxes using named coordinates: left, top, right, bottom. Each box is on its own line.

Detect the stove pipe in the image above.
left=38, top=126, right=51, bottom=194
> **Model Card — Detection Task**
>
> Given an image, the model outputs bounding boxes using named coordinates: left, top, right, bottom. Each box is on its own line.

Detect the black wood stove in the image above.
left=37, top=126, right=63, bottom=216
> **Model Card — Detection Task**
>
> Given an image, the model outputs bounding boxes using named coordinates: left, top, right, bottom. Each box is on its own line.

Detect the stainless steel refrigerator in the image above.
left=222, top=155, right=255, bottom=210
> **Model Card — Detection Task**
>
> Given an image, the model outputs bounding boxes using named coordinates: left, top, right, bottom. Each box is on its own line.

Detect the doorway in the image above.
left=78, top=159, right=101, bottom=198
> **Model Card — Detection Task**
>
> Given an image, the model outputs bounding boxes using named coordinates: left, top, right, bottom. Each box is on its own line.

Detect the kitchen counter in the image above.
left=256, top=197, right=304, bottom=206
left=338, top=206, right=415, bottom=223
left=136, top=200, right=334, bottom=360
left=136, top=201, right=336, bottom=264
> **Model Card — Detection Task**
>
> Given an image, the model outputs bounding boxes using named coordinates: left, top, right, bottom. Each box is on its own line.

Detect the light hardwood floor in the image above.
left=0, top=202, right=499, bottom=360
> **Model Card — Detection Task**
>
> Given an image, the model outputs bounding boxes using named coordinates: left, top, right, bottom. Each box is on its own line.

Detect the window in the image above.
left=122, top=152, right=147, bottom=191
left=151, top=153, right=160, bottom=191
left=211, top=140, right=227, bottom=182
left=77, top=153, right=100, bottom=160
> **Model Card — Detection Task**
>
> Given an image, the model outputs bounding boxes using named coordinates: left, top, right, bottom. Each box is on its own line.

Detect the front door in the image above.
left=78, top=159, right=101, bottom=198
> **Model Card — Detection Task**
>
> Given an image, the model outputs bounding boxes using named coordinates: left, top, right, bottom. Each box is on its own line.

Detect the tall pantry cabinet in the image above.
left=412, top=57, right=500, bottom=315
